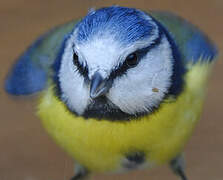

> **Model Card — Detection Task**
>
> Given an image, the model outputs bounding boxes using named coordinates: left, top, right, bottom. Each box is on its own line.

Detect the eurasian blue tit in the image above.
left=5, top=6, right=218, bottom=180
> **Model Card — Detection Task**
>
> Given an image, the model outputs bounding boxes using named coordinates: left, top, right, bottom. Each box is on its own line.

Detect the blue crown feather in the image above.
left=76, top=6, right=155, bottom=45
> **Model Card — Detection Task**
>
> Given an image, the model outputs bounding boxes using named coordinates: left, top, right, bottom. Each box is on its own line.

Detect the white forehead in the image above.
left=76, top=36, right=121, bottom=78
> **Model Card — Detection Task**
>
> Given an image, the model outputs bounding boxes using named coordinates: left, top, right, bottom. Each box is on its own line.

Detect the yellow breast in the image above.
left=38, top=62, right=212, bottom=172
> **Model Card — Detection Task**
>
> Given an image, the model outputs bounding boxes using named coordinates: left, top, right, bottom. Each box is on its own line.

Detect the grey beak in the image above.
left=90, top=72, right=111, bottom=99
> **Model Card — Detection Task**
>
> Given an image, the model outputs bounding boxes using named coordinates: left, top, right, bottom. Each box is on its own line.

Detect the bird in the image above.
left=5, top=6, right=218, bottom=180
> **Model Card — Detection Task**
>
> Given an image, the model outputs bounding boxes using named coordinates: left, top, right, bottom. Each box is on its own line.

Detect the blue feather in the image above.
left=5, top=35, right=48, bottom=95
left=149, top=11, right=218, bottom=63
left=5, top=20, right=76, bottom=96
left=185, top=32, right=218, bottom=62
left=5, top=53, right=47, bottom=95
left=76, top=6, right=155, bottom=45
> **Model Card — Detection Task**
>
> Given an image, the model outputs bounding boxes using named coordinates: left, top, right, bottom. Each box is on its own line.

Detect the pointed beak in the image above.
left=90, top=72, right=111, bottom=99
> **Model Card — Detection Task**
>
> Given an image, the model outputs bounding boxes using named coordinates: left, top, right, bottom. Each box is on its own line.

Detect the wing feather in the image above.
left=5, top=20, right=77, bottom=95
left=150, top=11, right=218, bottom=64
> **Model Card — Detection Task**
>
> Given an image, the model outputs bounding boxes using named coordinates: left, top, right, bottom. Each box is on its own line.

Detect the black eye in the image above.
left=73, top=52, right=79, bottom=66
left=125, top=53, right=138, bottom=67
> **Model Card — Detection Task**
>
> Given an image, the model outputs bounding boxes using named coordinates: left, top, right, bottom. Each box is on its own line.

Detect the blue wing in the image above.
left=5, top=20, right=77, bottom=95
left=150, top=11, right=218, bottom=64
left=185, top=32, right=217, bottom=62
left=5, top=37, right=47, bottom=95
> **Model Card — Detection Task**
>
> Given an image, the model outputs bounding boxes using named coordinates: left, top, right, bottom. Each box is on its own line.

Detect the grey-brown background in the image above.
left=0, top=0, right=222, bottom=180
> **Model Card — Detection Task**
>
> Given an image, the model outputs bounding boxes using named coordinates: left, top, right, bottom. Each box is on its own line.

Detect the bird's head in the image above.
left=57, top=6, right=183, bottom=120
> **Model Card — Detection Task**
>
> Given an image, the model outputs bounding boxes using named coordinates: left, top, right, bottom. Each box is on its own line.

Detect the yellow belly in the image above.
left=37, top=62, right=212, bottom=172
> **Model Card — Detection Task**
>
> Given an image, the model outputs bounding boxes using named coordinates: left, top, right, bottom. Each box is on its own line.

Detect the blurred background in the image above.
left=0, top=0, right=222, bottom=180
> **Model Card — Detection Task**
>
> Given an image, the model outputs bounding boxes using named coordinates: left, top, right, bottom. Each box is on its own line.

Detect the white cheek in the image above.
left=107, top=36, right=173, bottom=114
left=59, top=40, right=90, bottom=115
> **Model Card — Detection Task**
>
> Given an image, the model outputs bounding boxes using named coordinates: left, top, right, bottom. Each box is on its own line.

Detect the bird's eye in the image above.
left=73, top=52, right=79, bottom=66
left=125, top=53, right=138, bottom=67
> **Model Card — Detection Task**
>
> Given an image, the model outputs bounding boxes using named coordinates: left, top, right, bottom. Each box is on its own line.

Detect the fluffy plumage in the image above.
left=38, top=61, right=213, bottom=173
left=5, top=6, right=218, bottom=180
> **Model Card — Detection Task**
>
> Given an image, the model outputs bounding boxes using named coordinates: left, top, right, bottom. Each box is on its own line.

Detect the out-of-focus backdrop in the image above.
left=0, top=0, right=222, bottom=180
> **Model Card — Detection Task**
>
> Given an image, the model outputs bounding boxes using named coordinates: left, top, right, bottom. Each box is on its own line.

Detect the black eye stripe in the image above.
left=73, top=52, right=78, bottom=63
left=109, top=31, right=163, bottom=80
left=72, top=52, right=89, bottom=77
